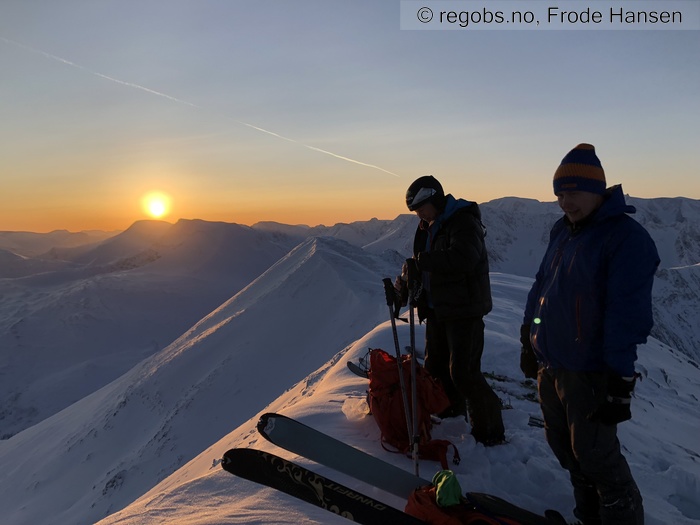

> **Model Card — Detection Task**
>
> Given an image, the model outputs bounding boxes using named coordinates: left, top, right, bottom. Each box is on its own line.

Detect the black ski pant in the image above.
left=424, top=314, right=504, bottom=444
left=538, top=368, right=644, bottom=525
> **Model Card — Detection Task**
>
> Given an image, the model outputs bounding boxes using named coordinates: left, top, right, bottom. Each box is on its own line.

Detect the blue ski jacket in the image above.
left=523, top=185, right=659, bottom=376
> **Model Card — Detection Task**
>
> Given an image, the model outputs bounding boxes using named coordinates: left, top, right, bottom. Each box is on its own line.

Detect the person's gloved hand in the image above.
left=519, top=324, right=538, bottom=379
left=393, top=263, right=409, bottom=307
left=398, top=258, right=421, bottom=305
left=588, top=374, right=636, bottom=425
left=404, top=258, right=419, bottom=285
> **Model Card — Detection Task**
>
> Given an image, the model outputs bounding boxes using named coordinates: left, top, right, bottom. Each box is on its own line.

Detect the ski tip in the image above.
left=220, top=448, right=242, bottom=473
left=221, top=448, right=274, bottom=476
left=346, top=360, right=369, bottom=378
left=256, top=412, right=276, bottom=441
left=256, top=412, right=296, bottom=441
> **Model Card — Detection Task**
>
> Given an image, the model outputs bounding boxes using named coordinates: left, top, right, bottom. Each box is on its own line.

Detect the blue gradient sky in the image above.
left=1, top=1, right=698, bottom=231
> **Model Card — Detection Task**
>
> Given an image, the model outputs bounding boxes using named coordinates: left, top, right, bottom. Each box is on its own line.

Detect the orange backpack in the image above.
left=368, top=348, right=459, bottom=468
left=406, top=485, right=563, bottom=525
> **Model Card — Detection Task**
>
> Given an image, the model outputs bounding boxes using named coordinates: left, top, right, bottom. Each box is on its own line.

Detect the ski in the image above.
left=347, top=348, right=425, bottom=380
left=256, top=413, right=568, bottom=525
left=257, top=412, right=431, bottom=498
left=465, top=492, right=568, bottom=525
left=347, top=360, right=369, bottom=378
left=221, top=448, right=425, bottom=525
left=528, top=415, right=545, bottom=428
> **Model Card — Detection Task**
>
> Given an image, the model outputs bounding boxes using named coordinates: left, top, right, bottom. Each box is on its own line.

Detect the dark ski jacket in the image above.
left=523, top=185, right=660, bottom=377
left=412, top=195, right=492, bottom=321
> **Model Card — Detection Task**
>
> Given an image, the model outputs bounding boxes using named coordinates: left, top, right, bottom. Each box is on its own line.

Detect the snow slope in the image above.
left=0, top=195, right=698, bottom=524
left=0, top=237, right=399, bottom=524
left=93, top=274, right=700, bottom=525
left=0, top=219, right=299, bottom=438
left=2, top=197, right=697, bottom=442
left=1, top=260, right=698, bottom=524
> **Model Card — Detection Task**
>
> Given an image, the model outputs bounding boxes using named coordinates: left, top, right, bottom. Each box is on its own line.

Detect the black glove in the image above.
left=404, top=258, right=419, bottom=285
left=519, top=324, right=538, bottom=379
left=404, top=258, right=421, bottom=304
left=393, top=275, right=408, bottom=307
left=588, top=374, right=636, bottom=425
left=393, top=261, right=410, bottom=307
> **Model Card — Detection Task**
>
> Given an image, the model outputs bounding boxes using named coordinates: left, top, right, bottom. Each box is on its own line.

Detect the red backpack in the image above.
left=368, top=348, right=460, bottom=468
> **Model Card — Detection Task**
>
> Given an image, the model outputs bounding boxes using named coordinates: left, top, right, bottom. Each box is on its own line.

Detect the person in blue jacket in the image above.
left=520, top=144, right=659, bottom=525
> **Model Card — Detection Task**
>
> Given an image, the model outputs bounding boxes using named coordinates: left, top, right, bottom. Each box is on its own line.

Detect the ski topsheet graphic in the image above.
left=257, top=412, right=431, bottom=498
left=221, top=448, right=425, bottom=525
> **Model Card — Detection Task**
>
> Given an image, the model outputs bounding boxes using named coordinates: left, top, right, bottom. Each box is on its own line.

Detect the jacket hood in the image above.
left=418, top=195, right=480, bottom=245
left=594, top=184, right=636, bottom=223
left=423, top=194, right=478, bottom=229
left=564, top=185, right=635, bottom=232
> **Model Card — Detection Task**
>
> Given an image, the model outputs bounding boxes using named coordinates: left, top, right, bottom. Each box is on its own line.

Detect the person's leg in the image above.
left=445, top=317, right=504, bottom=444
left=541, top=369, right=644, bottom=525
left=424, top=315, right=465, bottom=416
left=539, top=369, right=601, bottom=523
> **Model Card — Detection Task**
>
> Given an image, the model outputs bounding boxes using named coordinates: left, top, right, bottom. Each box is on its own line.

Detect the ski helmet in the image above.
left=405, top=175, right=445, bottom=211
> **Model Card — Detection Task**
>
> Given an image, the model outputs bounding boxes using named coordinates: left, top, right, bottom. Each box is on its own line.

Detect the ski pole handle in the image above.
left=382, top=277, right=395, bottom=307
left=382, top=278, right=403, bottom=320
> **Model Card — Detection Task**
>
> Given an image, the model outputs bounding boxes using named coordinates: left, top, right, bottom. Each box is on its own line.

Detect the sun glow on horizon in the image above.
left=141, top=191, right=172, bottom=219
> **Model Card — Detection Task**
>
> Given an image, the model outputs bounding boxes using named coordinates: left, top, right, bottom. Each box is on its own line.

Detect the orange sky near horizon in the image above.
left=2, top=2, right=698, bottom=234
left=2, top=151, right=696, bottom=233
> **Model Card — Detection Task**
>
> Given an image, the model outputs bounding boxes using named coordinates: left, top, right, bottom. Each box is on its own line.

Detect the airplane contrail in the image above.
left=1, top=36, right=399, bottom=177
left=234, top=120, right=399, bottom=177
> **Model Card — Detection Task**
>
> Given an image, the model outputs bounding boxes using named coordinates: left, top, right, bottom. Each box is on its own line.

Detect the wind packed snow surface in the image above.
left=93, top=274, right=700, bottom=525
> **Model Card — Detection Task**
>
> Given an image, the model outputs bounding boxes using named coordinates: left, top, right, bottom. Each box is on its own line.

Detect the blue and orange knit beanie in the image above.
left=553, top=143, right=606, bottom=195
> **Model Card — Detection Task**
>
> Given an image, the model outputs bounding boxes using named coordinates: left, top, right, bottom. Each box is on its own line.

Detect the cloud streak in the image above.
left=1, top=36, right=398, bottom=177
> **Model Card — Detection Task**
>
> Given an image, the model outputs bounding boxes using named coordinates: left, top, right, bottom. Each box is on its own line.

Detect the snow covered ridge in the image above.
left=0, top=196, right=698, bottom=524
left=1, top=270, right=698, bottom=525
left=0, top=197, right=698, bottom=438
left=0, top=229, right=118, bottom=258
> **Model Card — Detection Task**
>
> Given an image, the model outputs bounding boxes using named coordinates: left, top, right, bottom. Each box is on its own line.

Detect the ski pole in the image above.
left=382, top=278, right=413, bottom=460
left=406, top=262, right=421, bottom=476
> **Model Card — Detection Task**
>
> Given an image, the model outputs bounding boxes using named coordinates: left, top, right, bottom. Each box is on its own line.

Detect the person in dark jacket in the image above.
left=521, top=144, right=660, bottom=525
left=398, top=175, right=505, bottom=446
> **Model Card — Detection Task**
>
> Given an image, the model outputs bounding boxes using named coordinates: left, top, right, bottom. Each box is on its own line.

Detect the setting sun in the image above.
left=141, top=192, right=172, bottom=219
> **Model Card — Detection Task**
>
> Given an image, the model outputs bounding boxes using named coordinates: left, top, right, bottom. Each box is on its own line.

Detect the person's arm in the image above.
left=602, top=223, right=660, bottom=376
